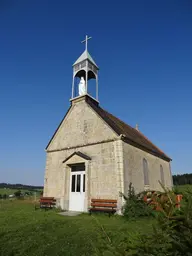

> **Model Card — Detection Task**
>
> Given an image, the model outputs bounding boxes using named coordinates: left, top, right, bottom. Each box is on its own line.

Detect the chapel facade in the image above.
left=43, top=36, right=173, bottom=213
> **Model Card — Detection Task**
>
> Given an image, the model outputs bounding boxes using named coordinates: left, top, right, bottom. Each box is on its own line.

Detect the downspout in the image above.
left=117, top=134, right=126, bottom=214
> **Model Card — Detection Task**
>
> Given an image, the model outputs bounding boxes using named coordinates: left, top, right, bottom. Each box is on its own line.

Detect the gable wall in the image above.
left=47, top=100, right=117, bottom=151
left=123, top=142, right=173, bottom=194
left=44, top=140, right=121, bottom=211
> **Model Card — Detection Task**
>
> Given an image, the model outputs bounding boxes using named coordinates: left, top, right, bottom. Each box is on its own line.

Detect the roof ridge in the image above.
left=87, top=100, right=171, bottom=161
left=107, top=109, right=171, bottom=160
left=105, top=108, right=170, bottom=158
left=102, top=108, right=135, bottom=132
left=135, top=129, right=170, bottom=159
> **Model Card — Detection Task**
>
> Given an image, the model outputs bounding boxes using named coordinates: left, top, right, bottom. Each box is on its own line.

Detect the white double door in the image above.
left=69, top=171, right=85, bottom=212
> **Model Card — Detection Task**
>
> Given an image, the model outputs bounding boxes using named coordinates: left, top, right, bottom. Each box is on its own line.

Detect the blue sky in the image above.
left=0, top=1, right=192, bottom=185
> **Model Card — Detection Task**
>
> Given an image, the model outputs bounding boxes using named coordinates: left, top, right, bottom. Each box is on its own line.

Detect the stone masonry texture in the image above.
left=44, top=96, right=173, bottom=212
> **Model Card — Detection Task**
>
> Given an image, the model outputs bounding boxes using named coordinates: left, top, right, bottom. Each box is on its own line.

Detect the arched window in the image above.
left=143, top=158, right=149, bottom=185
left=160, top=165, right=165, bottom=185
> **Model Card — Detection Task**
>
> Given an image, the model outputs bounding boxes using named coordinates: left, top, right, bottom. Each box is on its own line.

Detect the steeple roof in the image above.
left=73, top=50, right=99, bottom=69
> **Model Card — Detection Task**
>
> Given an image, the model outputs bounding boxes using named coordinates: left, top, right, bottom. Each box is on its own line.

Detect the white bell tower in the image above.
left=71, top=35, right=99, bottom=101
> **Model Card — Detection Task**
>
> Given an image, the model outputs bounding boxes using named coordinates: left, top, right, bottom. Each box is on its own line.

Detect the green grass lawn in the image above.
left=0, top=188, right=42, bottom=196
left=0, top=200, right=155, bottom=256
left=174, top=184, right=192, bottom=194
left=0, top=188, right=20, bottom=195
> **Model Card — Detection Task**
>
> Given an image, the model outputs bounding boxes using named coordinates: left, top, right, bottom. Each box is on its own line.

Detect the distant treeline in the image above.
left=173, top=174, right=192, bottom=186
left=0, top=183, right=43, bottom=191
left=1, top=174, right=192, bottom=190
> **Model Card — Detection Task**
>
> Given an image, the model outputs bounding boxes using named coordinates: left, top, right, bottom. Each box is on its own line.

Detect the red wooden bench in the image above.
left=35, top=197, right=56, bottom=210
left=89, top=199, right=117, bottom=217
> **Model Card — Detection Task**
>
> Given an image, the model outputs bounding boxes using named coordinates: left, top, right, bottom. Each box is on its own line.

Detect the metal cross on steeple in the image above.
left=81, top=35, right=92, bottom=51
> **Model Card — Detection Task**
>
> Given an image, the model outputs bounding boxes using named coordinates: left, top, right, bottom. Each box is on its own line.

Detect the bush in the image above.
left=14, top=190, right=22, bottom=198
left=120, top=183, right=154, bottom=220
left=99, top=184, right=192, bottom=256
left=128, top=189, right=192, bottom=255
left=2, top=194, right=7, bottom=199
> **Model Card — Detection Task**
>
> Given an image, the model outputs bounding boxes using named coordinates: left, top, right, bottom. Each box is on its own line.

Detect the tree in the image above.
left=2, top=194, right=7, bottom=199
left=173, top=173, right=192, bottom=185
left=14, top=190, right=22, bottom=198
left=120, top=183, right=154, bottom=220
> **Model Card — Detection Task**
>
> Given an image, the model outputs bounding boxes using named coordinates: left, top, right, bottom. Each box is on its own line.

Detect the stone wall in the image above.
left=123, top=142, right=173, bottom=194
left=44, top=140, right=120, bottom=211
left=44, top=96, right=121, bottom=211
left=47, top=98, right=117, bottom=152
left=44, top=95, right=172, bottom=212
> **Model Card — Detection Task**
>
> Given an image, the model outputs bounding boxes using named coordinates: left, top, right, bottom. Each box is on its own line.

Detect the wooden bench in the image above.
left=89, top=199, right=117, bottom=217
left=35, top=197, right=56, bottom=210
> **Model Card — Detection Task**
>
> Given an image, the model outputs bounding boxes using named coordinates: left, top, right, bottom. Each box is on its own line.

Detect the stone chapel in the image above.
left=43, top=36, right=173, bottom=213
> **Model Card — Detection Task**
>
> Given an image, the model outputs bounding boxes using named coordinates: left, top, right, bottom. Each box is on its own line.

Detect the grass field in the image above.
left=0, top=188, right=42, bottom=196
left=0, top=188, right=18, bottom=195
left=174, top=184, right=192, bottom=194
left=0, top=184, right=191, bottom=255
left=0, top=200, right=155, bottom=256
